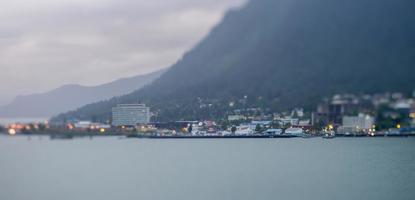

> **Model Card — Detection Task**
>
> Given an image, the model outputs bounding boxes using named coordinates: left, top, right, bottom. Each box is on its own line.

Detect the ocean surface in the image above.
left=0, top=135, right=414, bottom=200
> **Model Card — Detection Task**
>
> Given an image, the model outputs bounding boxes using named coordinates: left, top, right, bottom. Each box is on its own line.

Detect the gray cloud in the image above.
left=0, top=0, right=246, bottom=105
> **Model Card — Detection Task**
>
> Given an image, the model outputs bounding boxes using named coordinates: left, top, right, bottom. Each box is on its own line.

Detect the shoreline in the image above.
left=1, top=131, right=414, bottom=139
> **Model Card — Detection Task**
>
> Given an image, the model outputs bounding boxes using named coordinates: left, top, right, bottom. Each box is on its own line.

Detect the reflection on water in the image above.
left=0, top=135, right=414, bottom=200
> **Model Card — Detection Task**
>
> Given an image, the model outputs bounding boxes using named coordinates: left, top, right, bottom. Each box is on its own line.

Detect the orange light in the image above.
left=99, top=128, right=105, bottom=133
left=67, top=124, right=74, bottom=130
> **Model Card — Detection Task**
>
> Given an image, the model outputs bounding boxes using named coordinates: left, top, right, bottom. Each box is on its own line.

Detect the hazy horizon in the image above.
left=0, top=0, right=246, bottom=106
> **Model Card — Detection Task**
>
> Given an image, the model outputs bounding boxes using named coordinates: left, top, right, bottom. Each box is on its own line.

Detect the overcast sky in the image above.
left=0, top=0, right=246, bottom=105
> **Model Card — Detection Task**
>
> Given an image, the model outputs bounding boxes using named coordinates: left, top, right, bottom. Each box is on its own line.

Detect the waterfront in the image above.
left=0, top=135, right=414, bottom=200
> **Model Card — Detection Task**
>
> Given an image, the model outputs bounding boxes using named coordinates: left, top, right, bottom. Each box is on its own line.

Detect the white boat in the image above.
left=284, top=128, right=304, bottom=136
left=264, top=129, right=283, bottom=135
left=323, top=131, right=336, bottom=139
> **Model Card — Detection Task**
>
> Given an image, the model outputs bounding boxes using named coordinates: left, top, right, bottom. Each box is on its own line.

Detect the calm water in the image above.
left=0, top=135, right=414, bottom=200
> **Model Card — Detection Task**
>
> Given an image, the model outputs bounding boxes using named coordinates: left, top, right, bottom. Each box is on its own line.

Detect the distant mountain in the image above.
left=52, top=0, right=415, bottom=123
left=0, top=69, right=165, bottom=118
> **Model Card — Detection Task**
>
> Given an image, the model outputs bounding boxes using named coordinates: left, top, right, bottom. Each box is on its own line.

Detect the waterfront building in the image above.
left=235, top=125, right=255, bottom=135
left=294, top=119, right=313, bottom=131
left=275, top=117, right=299, bottom=126
left=315, top=94, right=359, bottom=125
left=74, top=121, right=92, bottom=129
left=342, top=114, right=374, bottom=132
left=285, top=128, right=304, bottom=136
left=228, top=115, right=245, bottom=121
left=251, top=121, right=272, bottom=126
left=112, top=104, right=150, bottom=126
left=298, top=119, right=311, bottom=126
left=73, top=121, right=110, bottom=130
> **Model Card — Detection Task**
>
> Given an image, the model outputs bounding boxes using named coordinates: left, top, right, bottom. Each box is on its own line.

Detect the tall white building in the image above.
left=342, top=114, right=374, bottom=131
left=112, top=104, right=150, bottom=126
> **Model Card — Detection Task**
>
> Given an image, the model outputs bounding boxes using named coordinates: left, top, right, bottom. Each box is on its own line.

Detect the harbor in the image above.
left=1, top=92, right=415, bottom=140
left=1, top=126, right=414, bottom=140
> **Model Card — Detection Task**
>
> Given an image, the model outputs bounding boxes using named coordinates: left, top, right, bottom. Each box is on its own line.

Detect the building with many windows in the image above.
left=342, top=114, right=374, bottom=132
left=112, top=104, right=150, bottom=126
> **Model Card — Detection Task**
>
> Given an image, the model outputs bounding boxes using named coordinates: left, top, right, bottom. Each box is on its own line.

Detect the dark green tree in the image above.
left=231, top=126, right=237, bottom=134
left=255, top=124, right=262, bottom=132
left=188, top=124, right=193, bottom=133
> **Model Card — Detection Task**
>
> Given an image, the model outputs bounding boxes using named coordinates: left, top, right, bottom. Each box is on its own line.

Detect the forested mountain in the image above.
left=52, top=0, right=415, bottom=123
left=0, top=69, right=165, bottom=118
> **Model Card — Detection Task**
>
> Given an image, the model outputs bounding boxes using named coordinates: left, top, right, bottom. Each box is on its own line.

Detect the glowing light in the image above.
left=397, top=124, right=401, bottom=129
left=328, top=124, right=334, bottom=130
left=410, top=113, right=415, bottom=118
left=8, top=128, right=16, bottom=135
left=67, top=124, right=74, bottom=130
left=99, top=128, right=106, bottom=133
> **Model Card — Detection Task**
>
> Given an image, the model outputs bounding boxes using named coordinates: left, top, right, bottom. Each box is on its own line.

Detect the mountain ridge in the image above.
left=0, top=69, right=166, bottom=118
